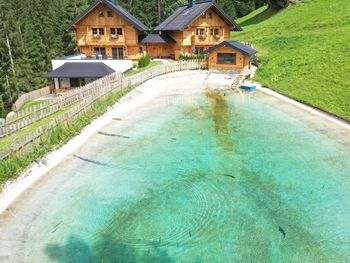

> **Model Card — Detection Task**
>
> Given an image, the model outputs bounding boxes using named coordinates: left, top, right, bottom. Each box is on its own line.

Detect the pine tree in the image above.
left=0, top=95, right=6, bottom=118
left=63, top=0, right=90, bottom=55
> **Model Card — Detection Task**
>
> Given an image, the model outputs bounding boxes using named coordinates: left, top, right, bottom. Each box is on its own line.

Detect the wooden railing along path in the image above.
left=0, top=74, right=121, bottom=139
left=0, top=59, right=208, bottom=160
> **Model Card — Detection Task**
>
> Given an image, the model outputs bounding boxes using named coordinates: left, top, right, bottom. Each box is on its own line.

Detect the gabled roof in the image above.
left=202, top=40, right=258, bottom=56
left=140, top=34, right=176, bottom=44
left=44, top=62, right=115, bottom=78
left=155, top=0, right=242, bottom=31
left=65, top=0, right=149, bottom=31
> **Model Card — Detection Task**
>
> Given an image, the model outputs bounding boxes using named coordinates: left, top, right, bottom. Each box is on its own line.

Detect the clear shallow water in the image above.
left=0, top=88, right=350, bottom=262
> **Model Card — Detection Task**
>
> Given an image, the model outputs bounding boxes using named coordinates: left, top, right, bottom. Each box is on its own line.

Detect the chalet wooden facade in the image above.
left=66, top=0, right=243, bottom=61
left=154, top=0, right=242, bottom=59
left=66, top=0, right=149, bottom=60
left=202, top=40, right=257, bottom=71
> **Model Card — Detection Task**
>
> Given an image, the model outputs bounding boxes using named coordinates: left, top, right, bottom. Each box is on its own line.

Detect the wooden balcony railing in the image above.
left=77, top=34, right=126, bottom=46
left=193, top=35, right=224, bottom=45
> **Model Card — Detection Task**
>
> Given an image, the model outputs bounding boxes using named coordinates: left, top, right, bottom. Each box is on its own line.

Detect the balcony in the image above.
left=77, top=34, right=126, bottom=46
left=193, top=34, right=223, bottom=45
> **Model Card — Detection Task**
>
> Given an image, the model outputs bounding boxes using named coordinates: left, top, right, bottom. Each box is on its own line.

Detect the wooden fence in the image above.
left=0, top=72, right=122, bottom=138
left=0, top=59, right=207, bottom=160
left=13, top=86, right=51, bottom=110
left=122, top=59, right=208, bottom=88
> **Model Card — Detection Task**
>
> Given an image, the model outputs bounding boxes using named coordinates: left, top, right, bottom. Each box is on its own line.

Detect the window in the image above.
left=94, top=47, right=106, bottom=59
left=210, top=28, right=219, bottom=36
left=208, top=13, right=212, bottom=19
left=217, top=53, right=236, bottom=64
left=194, top=47, right=204, bottom=55
left=92, top=28, right=104, bottom=35
left=110, top=28, right=122, bottom=35
left=99, top=10, right=104, bottom=17
left=108, top=11, right=113, bottom=17
left=112, top=48, right=124, bottom=59
left=201, top=12, right=206, bottom=18
left=196, top=28, right=205, bottom=35
left=94, top=47, right=106, bottom=55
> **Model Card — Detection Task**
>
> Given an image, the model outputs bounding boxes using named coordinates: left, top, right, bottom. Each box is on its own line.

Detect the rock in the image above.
left=6, top=111, right=15, bottom=118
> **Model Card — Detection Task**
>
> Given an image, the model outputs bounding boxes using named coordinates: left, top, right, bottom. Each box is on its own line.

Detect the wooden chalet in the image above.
left=66, top=0, right=243, bottom=61
left=153, top=0, right=242, bottom=59
left=202, top=40, right=258, bottom=70
left=66, top=0, right=149, bottom=60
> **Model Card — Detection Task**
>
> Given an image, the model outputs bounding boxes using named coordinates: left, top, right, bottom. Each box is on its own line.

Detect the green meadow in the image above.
left=235, top=0, right=350, bottom=120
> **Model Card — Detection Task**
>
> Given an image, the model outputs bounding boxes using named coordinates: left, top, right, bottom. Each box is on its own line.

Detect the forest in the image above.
left=0, top=0, right=285, bottom=117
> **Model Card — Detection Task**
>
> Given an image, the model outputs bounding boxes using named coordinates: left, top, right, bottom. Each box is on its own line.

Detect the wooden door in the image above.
left=148, top=45, right=159, bottom=58
left=112, top=48, right=124, bottom=59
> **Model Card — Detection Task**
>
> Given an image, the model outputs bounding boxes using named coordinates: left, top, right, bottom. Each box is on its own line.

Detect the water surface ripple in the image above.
left=0, top=89, right=349, bottom=262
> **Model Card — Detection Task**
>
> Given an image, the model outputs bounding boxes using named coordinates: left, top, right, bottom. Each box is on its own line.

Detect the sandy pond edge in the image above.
left=0, top=72, right=349, bottom=214
left=0, top=75, right=165, bottom=215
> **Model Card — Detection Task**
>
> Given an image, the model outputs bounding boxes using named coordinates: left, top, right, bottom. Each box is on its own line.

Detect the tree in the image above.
left=265, top=0, right=289, bottom=8
left=0, top=95, right=6, bottom=118
left=119, top=0, right=186, bottom=29
left=63, top=0, right=90, bottom=55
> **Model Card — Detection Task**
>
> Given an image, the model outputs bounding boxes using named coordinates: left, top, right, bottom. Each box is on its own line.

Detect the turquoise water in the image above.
left=0, top=89, right=350, bottom=262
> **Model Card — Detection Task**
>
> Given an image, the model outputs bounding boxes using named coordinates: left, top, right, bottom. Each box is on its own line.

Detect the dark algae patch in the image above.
left=206, top=92, right=234, bottom=151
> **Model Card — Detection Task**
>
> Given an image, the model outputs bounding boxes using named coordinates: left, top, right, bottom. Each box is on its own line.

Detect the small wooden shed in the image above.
left=202, top=40, right=257, bottom=70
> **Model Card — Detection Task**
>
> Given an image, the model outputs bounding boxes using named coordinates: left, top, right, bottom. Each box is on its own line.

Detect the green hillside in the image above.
left=235, top=0, right=350, bottom=120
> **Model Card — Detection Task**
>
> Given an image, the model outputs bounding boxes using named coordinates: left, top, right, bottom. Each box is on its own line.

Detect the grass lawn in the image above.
left=235, top=0, right=350, bottom=120
left=124, top=60, right=163, bottom=77
left=236, top=5, right=279, bottom=27
left=19, top=98, right=52, bottom=111
left=0, top=105, right=75, bottom=152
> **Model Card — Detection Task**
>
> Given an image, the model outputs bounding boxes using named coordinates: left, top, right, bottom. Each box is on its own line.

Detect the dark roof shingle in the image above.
left=155, top=1, right=241, bottom=31
left=202, top=40, right=258, bottom=56
left=66, top=0, right=149, bottom=31
left=140, top=34, right=176, bottom=44
left=44, top=62, right=115, bottom=78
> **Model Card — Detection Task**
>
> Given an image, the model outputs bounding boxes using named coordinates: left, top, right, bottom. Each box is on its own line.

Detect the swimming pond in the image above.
left=0, top=79, right=350, bottom=262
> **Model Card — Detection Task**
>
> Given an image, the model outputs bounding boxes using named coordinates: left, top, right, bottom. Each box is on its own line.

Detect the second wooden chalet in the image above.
left=152, top=0, right=242, bottom=59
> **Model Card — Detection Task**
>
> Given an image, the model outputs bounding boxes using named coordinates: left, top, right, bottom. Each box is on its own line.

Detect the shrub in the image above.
left=138, top=54, right=151, bottom=68
left=179, top=52, right=205, bottom=61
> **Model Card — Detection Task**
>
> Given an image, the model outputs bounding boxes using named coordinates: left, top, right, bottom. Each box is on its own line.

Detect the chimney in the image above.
left=188, top=0, right=196, bottom=7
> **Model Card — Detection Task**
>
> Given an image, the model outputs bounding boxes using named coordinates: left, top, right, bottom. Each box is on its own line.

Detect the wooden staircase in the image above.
left=231, top=67, right=251, bottom=91
left=231, top=74, right=244, bottom=91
